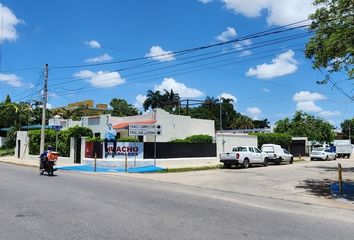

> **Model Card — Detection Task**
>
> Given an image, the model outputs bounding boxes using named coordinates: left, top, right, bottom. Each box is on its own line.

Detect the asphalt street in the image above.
left=1, top=162, right=354, bottom=240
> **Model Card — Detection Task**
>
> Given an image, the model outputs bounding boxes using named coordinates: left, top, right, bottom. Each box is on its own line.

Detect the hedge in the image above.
left=169, top=134, right=213, bottom=144
left=118, top=137, right=139, bottom=142
left=28, top=126, right=93, bottom=156
left=251, top=133, right=291, bottom=149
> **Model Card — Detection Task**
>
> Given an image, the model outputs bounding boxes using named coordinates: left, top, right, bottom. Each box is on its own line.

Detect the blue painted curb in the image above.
left=330, top=182, right=354, bottom=201
left=56, top=165, right=165, bottom=173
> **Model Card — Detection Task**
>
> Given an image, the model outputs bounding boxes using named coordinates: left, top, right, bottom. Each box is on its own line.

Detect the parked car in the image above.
left=261, top=144, right=293, bottom=165
left=219, top=146, right=268, bottom=169
left=310, top=148, right=336, bottom=161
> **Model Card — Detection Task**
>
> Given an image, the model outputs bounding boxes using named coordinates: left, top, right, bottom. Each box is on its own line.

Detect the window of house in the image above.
left=88, top=117, right=100, bottom=125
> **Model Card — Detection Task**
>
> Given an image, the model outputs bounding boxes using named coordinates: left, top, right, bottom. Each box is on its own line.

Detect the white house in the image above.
left=48, top=108, right=215, bottom=142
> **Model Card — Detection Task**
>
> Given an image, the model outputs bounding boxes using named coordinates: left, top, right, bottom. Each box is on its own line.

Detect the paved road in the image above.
left=129, top=157, right=354, bottom=208
left=1, top=162, right=354, bottom=240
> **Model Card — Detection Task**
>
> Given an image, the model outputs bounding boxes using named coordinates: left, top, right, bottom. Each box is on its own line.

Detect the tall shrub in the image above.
left=251, top=133, right=292, bottom=149
left=28, top=126, right=92, bottom=156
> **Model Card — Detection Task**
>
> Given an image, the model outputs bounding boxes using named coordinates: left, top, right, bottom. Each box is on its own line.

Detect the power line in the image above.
left=50, top=31, right=311, bottom=84
left=12, top=69, right=44, bottom=102
left=318, top=68, right=354, bottom=101
left=51, top=21, right=311, bottom=69
left=49, top=33, right=311, bottom=88
left=50, top=46, right=306, bottom=97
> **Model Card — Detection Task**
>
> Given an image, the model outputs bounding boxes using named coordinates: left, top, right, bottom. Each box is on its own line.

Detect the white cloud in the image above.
left=0, top=3, right=22, bottom=43
left=85, top=53, right=112, bottom=63
left=220, top=92, right=237, bottom=104
left=327, top=119, right=336, bottom=126
left=134, top=94, right=147, bottom=108
left=233, top=39, right=252, bottom=56
left=292, top=91, right=326, bottom=102
left=246, top=50, right=298, bottom=79
left=318, top=110, right=340, bottom=117
left=0, top=73, right=23, bottom=87
left=216, top=27, right=237, bottom=42
left=247, top=107, right=261, bottom=115
left=84, top=40, right=101, bottom=48
left=296, top=101, right=322, bottom=112
left=74, top=70, right=125, bottom=88
left=221, top=0, right=315, bottom=26
left=154, top=78, right=204, bottom=98
left=198, top=0, right=213, bottom=3
left=247, top=107, right=262, bottom=119
left=293, top=91, right=326, bottom=113
left=239, top=50, right=252, bottom=57
left=145, top=46, right=175, bottom=62
left=233, top=39, right=252, bottom=50
left=263, top=88, right=270, bottom=92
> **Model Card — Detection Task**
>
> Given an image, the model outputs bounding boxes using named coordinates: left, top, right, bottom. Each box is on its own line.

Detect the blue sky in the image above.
left=0, top=0, right=352, bottom=128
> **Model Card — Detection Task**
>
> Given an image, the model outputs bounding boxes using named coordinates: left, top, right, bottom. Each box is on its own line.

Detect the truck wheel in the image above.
left=290, top=157, right=294, bottom=164
left=263, top=158, right=268, bottom=167
left=243, top=159, right=250, bottom=169
left=275, top=158, right=281, bottom=165
left=224, top=164, right=231, bottom=169
left=325, top=155, right=329, bottom=161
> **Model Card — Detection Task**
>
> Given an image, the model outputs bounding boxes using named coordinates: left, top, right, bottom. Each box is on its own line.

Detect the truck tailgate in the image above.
left=220, top=153, right=236, bottom=161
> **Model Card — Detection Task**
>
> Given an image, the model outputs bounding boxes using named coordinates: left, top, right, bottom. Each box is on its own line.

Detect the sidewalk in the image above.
left=0, top=156, right=77, bottom=168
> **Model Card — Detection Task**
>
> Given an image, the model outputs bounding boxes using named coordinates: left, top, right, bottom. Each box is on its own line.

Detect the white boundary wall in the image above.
left=15, top=131, right=29, bottom=159
left=216, top=133, right=257, bottom=157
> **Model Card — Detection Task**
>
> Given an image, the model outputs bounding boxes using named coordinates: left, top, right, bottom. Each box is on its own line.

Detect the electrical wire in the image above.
left=51, top=20, right=312, bottom=69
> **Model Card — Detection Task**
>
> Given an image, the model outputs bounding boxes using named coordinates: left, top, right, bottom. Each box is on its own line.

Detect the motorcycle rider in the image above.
left=40, top=146, right=53, bottom=175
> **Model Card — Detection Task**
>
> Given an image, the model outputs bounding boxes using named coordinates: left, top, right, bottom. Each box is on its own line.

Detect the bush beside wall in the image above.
left=251, top=133, right=292, bottom=149
left=169, top=134, right=213, bottom=144
left=28, top=126, right=93, bottom=156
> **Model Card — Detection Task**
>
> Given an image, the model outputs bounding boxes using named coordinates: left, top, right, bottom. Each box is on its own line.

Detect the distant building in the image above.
left=52, top=100, right=109, bottom=111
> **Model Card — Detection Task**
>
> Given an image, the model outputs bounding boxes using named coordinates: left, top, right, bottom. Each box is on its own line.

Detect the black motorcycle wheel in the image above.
left=48, top=165, right=54, bottom=176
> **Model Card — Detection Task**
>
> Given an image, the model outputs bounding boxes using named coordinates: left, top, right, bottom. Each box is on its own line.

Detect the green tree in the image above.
left=231, top=115, right=255, bottom=129
left=341, top=118, right=354, bottom=143
left=51, top=107, right=73, bottom=119
left=253, top=119, right=270, bottom=129
left=110, top=98, right=138, bottom=117
left=161, top=89, right=180, bottom=111
left=4, top=94, right=11, bottom=104
left=143, top=90, right=163, bottom=111
left=305, top=0, right=354, bottom=80
left=274, top=111, right=335, bottom=142
left=188, top=96, right=240, bottom=130
left=202, top=96, right=219, bottom=111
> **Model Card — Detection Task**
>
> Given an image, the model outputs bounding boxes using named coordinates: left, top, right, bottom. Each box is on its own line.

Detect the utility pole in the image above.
left=219, top=94, right=222, bottom=132
left=349, top=118, right=352, bottom=144
left=40, top=64, right=48, bottom=155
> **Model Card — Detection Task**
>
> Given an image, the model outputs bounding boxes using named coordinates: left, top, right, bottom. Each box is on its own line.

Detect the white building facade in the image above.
left=49, top=108, right=216, bottom=142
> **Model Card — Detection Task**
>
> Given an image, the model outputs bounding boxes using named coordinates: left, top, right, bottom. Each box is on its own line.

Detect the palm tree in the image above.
left=231, top=115, right=255, bottom=129
left=143, top=90, right=163, bottom=111
left=162, top=89, right=180, bottom=109
left=202, top=96, right=219, bottom=111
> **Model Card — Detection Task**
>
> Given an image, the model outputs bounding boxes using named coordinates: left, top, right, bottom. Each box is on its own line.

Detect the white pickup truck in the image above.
left=219, top=146, right=269, bottom=168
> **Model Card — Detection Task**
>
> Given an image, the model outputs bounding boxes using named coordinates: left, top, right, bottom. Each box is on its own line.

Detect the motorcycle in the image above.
left=40, top=151, right=59, bottom=176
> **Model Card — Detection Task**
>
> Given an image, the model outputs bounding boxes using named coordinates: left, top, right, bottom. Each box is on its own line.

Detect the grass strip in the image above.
left=156, top=164, right=223, bottom=173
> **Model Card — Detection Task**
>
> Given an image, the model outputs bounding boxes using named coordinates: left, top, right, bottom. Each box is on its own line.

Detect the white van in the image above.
left=261, top=144, right=293, bottom=165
